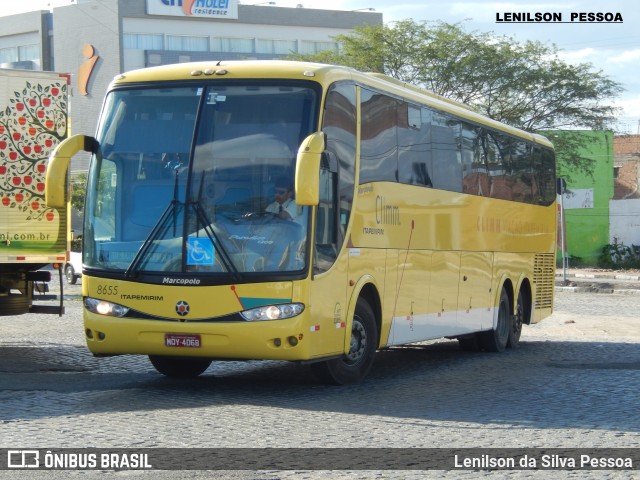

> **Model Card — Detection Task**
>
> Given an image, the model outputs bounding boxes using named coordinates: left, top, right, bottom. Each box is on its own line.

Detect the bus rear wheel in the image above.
left=148, top=355, right=212, bottom=378
left=311, top=298, right=378, bottom=385
left=508, top=290, right=526, bottom=349
left=480, top=288, right=511, bottom=352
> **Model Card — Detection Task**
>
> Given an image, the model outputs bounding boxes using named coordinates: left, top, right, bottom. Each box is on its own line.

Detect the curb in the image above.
left=556, top=273, right=640, bottom=281
left=555, top=285, right=640, bottom=295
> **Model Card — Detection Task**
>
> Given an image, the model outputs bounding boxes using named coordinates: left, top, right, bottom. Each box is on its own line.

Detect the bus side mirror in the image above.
left=295, top=132, right=326, bottom=206
left=46, top=135, right=95, bottom=208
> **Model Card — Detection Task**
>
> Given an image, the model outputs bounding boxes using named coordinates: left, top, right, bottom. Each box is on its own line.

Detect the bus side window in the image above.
left=398, top=104, right=432, bottom=187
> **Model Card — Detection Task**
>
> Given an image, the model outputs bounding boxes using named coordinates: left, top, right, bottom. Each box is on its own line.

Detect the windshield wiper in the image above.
left=125, top=199, right=181, bottom=278
left=191, top=172, right=242, bottom=281
left=125, top=158, right=184, bottom=278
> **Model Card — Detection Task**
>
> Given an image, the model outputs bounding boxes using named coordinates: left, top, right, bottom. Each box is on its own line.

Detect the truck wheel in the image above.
left=0, top=294, right=30, bottom=316
left=311, top=297, right=378, bottom=385
left=149, top=356, right=212, bottom=378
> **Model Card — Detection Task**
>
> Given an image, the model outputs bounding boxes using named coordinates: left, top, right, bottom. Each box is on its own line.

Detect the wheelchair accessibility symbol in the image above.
left=186, top=237, right=214, bottom=266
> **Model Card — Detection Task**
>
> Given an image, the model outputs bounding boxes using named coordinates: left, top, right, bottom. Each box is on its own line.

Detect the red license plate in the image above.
left=165, top=334, right=201, bottom=348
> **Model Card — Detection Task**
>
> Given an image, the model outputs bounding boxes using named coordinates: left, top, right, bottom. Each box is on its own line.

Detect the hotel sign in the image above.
left=147, top=0, right=238, bottom=19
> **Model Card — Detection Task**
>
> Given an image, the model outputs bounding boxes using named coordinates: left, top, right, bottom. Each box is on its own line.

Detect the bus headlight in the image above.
left=240, top=303, right=304, bottom=321
left=84, top=297, right=130, bottom=317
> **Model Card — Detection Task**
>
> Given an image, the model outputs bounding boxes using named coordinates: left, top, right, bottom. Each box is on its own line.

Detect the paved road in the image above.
left=1, top=288, right=639, bottom=479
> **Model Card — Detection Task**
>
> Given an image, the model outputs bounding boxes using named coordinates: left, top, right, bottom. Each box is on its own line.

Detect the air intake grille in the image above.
left=533, top=253, right=555, bottom=309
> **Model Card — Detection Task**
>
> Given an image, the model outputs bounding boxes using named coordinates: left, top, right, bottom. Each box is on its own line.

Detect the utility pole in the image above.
left=557, top=178, right=568, bottom=284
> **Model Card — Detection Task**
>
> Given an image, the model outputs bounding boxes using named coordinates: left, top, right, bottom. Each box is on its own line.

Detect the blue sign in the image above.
left=186, top=237, right=214, bottom=266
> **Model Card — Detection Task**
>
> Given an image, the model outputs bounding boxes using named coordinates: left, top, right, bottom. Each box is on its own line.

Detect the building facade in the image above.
left=557, top=131, right=614, bottom=265
left=0, top=0, right=382, bottom=171
left=610, top=134, right=640, bottom=247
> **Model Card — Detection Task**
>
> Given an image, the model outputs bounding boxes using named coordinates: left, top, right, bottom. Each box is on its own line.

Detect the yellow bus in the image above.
left=47, top=61, right=556, bottom=384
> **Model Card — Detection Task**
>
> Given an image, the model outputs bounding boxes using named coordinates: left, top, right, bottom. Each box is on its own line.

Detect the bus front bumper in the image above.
left=83, top=310, right=315, bottom=361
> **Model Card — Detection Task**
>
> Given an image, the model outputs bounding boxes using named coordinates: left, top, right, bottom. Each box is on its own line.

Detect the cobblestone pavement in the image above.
left=0, top=274, right=639, bottom=479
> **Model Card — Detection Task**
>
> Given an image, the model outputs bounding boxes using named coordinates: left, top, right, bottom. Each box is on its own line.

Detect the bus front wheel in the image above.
left=148, top=355, right=212, bottom=378
left=311, top=298, right=378, bottom=385
left=480, top=288, right=511, bottom=352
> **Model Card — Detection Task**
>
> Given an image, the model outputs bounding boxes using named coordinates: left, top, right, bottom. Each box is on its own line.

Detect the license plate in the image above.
left=165, top=334, right=201, bottom=348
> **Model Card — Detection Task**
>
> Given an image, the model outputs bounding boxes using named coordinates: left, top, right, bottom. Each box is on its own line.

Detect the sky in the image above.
left=2, top=0, right=639, bottom=132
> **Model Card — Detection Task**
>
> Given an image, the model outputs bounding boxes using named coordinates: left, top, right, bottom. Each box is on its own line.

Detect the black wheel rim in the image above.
left=497, top=298, right=509, bottom=339
left=513, top=295, right=524, bottom=335
left=345, top=316, right=367, bottom=365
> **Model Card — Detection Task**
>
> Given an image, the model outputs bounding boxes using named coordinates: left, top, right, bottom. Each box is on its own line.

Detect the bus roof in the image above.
left=111, top=60, right=553, bottom=149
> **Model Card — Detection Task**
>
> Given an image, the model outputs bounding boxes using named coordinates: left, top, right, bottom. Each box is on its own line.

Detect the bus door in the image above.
left=307, top=83, right=357, bottom=358
left=308, top=163, right=349, bottom=358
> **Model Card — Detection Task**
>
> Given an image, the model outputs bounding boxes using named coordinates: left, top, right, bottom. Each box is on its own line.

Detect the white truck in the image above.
left=0, top=68, right=70, bottom=316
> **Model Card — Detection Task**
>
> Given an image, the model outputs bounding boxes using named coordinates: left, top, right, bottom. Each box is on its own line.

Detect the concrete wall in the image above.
left=610, top=199, right=640, bottom=246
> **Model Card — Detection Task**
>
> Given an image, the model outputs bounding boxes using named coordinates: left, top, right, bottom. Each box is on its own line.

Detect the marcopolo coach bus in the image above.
left=46, top=60, right=556, bottom=384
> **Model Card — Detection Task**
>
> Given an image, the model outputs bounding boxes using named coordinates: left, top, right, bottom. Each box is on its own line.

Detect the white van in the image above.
left=65, top=251, right=82, bottom=285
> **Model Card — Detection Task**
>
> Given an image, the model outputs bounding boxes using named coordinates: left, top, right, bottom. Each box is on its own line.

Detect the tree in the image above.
left=290, top=20, right=624, bottom=176
left=71, top=171, right=87, bottom=214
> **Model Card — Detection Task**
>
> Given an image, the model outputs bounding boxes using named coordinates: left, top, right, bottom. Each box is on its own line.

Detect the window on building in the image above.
left=256, top=39, right=296, bottom=55
left=0, top=45, right=39, bottom=67
left=0, top=47, right=18, bottom=64
left=299, top=41, right=339, bottom=55
left=18, top=44, right=39, bottom=62
left=123, top=33, right=163, bottom=50
left=211, top=37, right=254, bottom=53
left=166, top=35, right=208, bottom=52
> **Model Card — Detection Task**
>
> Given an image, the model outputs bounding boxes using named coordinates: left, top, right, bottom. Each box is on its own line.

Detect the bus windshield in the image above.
left=83, top=82, right=318, bottom=280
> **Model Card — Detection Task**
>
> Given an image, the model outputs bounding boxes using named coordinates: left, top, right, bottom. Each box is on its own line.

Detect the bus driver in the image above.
left=265, top=177, right=299, bottom=221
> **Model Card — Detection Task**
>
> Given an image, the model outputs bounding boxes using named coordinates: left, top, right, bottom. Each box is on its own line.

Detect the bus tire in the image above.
left=311, top=297, right=378, bottom=385
left=148, top=355, right=212, bottom=378
left=480, top=288, right=511, bottom=352
left=508, top=290, right=525, bottom=349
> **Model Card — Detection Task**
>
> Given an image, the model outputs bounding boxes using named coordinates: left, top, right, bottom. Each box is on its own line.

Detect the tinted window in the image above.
left=360, top=88, right=398, bottom=184
left=532, top=146, right=556, bottom=206
left=398, top=104, right=432, bottom=187
left=489, top=131, right=512, bottom=200
left=511, top=140, right=533, bottom=203
left=431, top=112, right=462, bottom=192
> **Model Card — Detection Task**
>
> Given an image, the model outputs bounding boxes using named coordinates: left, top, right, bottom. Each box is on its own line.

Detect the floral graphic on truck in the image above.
left=0, top=80, right=68, bottom=221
